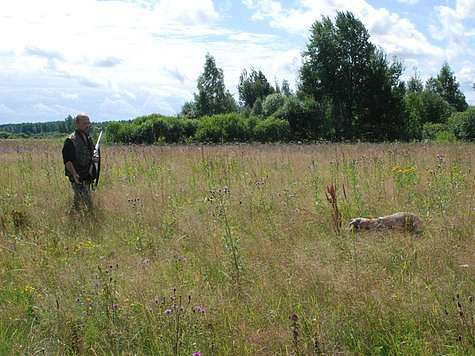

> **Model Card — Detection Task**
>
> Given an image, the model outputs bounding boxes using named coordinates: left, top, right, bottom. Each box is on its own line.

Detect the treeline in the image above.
left=106, top=11, right=473, bottom=144
left=0, top=116, right=110, bottom=139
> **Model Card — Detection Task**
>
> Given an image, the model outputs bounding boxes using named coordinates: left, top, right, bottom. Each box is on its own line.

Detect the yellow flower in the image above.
left=25, top=285, right=35, bottom=293
left=391, top=166, right=400, bottom=172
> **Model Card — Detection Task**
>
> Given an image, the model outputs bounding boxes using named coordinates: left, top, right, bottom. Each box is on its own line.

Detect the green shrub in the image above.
left=254, top=117, right=290, bottom=142
left=195, top=113, right=250, bottom=143
left=262, top=93, right=285, bottom=117
left=447, top=107, right=474, bottom=141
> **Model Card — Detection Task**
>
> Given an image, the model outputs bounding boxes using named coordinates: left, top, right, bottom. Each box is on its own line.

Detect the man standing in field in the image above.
left=62, top=113, right=99, bottom=213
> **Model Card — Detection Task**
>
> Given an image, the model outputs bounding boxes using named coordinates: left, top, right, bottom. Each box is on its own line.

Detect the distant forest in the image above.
left=0, top=116, right=110, bottom=139
left=1, top=12, right=473, bottom=143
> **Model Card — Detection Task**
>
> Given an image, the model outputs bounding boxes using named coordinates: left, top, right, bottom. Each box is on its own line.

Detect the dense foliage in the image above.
left=1, top=12, right=472, bottom=143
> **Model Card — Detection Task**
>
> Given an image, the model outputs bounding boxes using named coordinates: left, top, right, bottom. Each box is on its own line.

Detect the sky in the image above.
left=0, top=0, right=474, bottom=124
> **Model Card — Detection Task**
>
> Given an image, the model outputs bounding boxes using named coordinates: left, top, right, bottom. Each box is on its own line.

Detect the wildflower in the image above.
left=179, top=306, right=185, bottom=311
left=155, top=298, right=159, bottom=303
left=293, top=208, right=299, bottom=213
left=75, top=298, right=80, bottom=302
left=289, top=313, right=298, bottom=321
left=193, top=352, right=201, bottom=356
left=144, top=259, right=150, bottom=263
left=165, top=309, right=172, bottom=314
left=94, top=282, right=100, bottom=286
left=113, top=304, right=119, bottom=308
left=201, top=309, right=206, bottom=313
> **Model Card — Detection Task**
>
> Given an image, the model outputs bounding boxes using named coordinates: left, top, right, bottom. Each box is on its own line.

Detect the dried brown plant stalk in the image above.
left=325, top=184, right=342, bottom=234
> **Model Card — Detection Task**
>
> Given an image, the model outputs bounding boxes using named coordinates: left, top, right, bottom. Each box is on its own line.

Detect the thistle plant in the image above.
left=289, top=313, right=300, bottom=355
left=206, top=186, right=243, bottom=288
left=445, top=292, right=474, bottom=347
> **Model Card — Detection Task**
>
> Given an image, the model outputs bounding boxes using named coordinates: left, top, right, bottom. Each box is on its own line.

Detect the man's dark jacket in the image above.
left=62, top=129, right=96, bottom=183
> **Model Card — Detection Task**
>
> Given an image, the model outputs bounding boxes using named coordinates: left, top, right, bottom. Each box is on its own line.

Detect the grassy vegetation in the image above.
left=0, top=139, right=473, bottom=355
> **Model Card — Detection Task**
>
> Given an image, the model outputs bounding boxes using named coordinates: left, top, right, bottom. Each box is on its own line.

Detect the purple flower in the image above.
left=144, top=259, right=150, bottom=263
left=94, top=282, right=100, bottom=286
left=113, top=303, right=119, bottom=308
left=75, top=298, right=80, bottom=302
left=154, top=298, right=159, bottom=303
left=201, top=309, right=206, bottom=313
left=165, top=309, right=172, bottom=314
left=179, top=306, right=185, bottom=311
left=193, top=352, right=201, bottom=356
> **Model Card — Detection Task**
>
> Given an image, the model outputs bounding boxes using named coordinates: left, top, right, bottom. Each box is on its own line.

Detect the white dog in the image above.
left=349, top=212, right=424, bottom=233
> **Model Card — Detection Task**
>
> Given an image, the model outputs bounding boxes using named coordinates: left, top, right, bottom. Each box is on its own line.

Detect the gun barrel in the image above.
left=94, top=131, right=103, bottom=155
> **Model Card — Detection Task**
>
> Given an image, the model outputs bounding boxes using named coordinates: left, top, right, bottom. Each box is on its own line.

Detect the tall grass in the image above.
left=0, top=139, right=473, bottom=355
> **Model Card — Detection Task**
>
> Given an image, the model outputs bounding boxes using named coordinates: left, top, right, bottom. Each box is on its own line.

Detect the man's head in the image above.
left=75, top=113, right=90, bottom=134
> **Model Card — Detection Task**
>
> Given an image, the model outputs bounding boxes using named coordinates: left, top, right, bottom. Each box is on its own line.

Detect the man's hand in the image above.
left=73, top=173, right=81, bottom=184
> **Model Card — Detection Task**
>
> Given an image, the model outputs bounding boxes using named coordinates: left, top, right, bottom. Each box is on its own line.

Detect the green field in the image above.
left=0, top=139, right=473, bottom=355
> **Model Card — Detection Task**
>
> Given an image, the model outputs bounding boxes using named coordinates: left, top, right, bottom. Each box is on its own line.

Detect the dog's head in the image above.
left=348, top=218, right=364, bottom=230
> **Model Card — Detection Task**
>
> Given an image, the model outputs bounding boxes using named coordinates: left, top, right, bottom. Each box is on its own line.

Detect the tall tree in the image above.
left=194, top=53, right=236, bottom=117
left=426, top=62, right=468, bottom=112
left=237, top=68, right=274, bottom=108
left=299, top=11, right=404, bottom=140
left=407, top=68, right=423, bottom=93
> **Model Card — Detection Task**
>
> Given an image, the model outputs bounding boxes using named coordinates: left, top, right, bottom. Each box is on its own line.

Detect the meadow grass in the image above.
left=0, top=139, right=473, bottom=355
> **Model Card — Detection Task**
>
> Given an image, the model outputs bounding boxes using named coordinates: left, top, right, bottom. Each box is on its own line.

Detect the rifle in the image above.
left=89, top=131, right=103, bottom=190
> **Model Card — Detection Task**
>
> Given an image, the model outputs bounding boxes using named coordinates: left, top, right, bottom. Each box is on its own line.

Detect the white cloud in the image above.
left=0, top=104, right=15, bottom=115
left=395, top=0, right=419, bottom=5
left=154, top=0, right=219, bottom=25
left=60, top=93, right=79, bottom=100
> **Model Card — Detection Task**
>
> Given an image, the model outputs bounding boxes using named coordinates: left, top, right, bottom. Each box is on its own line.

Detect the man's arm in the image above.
left=65, top=161, right=81, bottom=184
left=62, top=139, right=81, bottom=184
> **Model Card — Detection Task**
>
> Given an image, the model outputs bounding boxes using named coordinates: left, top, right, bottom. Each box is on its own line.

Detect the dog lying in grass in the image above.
left=349, top=212, right=424, bottom=233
